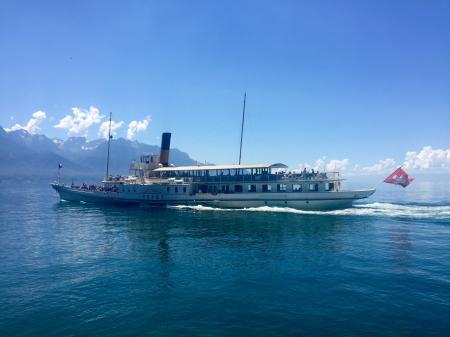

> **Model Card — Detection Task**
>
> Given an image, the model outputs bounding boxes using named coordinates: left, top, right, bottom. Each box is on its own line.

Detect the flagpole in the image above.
left=105, top=112, right=112, bottom=180
left=238, top=92, right=246, bottom=165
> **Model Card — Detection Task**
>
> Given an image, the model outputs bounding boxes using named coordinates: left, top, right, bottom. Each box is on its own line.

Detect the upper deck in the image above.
left=153, top=163, right=341, bottom=183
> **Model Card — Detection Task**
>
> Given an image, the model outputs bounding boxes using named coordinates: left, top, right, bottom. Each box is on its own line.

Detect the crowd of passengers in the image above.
left=276, top=168, right=327, bottom=179
left=72, top=183, right=118, bottom=192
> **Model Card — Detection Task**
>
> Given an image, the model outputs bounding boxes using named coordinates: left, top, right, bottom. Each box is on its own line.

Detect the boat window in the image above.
left=309, top=183, right=318, bottom=192
left=167, top=187, right=170, bottom=192
left=262, top=184, right=271, bottom=192
left=325, top=182, right=334, bottom=191
left=234, top=185, right=243, bottom=193
left=277, top=184, right=287, bottom=192
left=183, top=187, right=187, bottom=193
left=248, top=184, right=257, bottom=192
left=293, top=184, right=302, bottom=192
left=175, top=187, right=178, bottom=193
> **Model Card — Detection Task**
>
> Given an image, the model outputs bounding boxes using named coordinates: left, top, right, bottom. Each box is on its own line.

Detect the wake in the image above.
left=169, top=202, right=450, bottom=220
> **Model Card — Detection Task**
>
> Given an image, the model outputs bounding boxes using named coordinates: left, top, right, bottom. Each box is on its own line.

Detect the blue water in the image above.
left=0, top=178, right=449, bottom=336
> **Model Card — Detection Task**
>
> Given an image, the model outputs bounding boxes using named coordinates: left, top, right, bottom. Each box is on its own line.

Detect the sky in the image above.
left=0, top=0, right=449, bottom=173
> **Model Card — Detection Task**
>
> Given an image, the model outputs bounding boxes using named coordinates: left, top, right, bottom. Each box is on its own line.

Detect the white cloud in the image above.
left=326, top=159, right=349, bottom=172
left=403, top=146, right=450, bottom=171
left=353, top=147, right=450, bottom=175
left=297, top=158, right=324, bottom=172
left=127, top=117, right=150, bottom=140
left=98, top=120, right=124, bottom=139
left=362, top=158, right=396, bottom=174
left=298, top=158, right=348, bottom=172
left=293, top=147, right=450, bottom=176
left=313, top=159, right=325, bottom=171
left=5, top=110, right=47, bottom=133
left=54, top=106, right=103, bottom=135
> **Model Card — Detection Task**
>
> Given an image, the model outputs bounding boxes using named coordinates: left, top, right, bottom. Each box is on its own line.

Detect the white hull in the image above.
left=52, top=184, right=375, bottom=210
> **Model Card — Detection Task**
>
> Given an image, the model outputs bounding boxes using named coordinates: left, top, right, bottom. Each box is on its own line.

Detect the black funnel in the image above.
left=159, top=132, right=171, bottom=166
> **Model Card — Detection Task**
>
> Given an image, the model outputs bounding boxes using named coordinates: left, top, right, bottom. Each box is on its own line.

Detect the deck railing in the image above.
left=170, top=172, right=340, bottom=184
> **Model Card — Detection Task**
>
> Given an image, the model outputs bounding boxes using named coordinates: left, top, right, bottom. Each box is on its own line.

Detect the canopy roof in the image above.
left=153, top=163, right=288, bottom=172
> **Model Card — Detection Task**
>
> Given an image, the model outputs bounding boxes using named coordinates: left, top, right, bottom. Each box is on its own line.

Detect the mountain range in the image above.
left=0, top=126, right=196, bottom=179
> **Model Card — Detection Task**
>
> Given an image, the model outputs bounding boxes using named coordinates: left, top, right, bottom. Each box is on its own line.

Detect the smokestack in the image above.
left=159, top=132, right=171, bottom=166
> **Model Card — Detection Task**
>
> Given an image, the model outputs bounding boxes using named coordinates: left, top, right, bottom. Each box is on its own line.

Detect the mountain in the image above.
left=6, top=129, right=59, bottom=153
left=0, top=127, right=82, bottom=178
left=54, top=136, right=195, bottom=174
left=0, top=126, right=196, bottom=179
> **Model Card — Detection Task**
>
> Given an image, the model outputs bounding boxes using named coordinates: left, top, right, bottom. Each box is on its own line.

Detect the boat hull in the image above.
left=52, top=184, right=375, bottom=210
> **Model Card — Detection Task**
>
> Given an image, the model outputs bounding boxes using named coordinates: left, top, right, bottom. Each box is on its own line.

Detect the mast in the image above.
left=238, top=92, right=246, bottom=165
left=105, top=112, right=112, bottom=180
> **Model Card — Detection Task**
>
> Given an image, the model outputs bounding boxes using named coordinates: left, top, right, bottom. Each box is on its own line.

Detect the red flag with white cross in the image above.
left=384, top=167, right=414, bottom=187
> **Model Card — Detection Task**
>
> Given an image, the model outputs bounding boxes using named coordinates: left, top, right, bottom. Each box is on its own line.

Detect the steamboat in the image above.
left=52, top=132, right=375, bottom=210
left=52, top=98, right=375, bottom=209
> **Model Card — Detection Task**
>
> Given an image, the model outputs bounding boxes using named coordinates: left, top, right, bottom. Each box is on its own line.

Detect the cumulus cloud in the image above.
left=5, top=110, right=47, bottom=133
left=98, top=120, right=124, bottom=139
left=326, top=159, right=349, bottom=172
left=362, top=158, right=396, bottom=174
left=127, top=117, right=150, bottom=140
left=403, top=146, right=450, bottom=171
left=294, top=147, right=450, bottom=176
left=54, top=106, right=103, bottom=135
left=354, top=147, right=450, bottom=175
left=298, top=158, right=349, bottom=172
left=298, top=158, right=323, bottom=171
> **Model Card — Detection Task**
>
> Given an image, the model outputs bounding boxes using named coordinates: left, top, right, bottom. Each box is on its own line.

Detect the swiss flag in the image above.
left=384, top=167, right=414, bottom=187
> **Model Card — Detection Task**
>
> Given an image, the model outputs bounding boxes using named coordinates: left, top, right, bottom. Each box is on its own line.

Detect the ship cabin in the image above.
left=129, top=154, right=162, bottom=178
left=153, top=163, right=341, bottom=195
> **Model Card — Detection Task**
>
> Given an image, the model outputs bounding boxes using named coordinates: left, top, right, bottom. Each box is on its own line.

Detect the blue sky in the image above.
left=1, top=0, right=449, bottom=172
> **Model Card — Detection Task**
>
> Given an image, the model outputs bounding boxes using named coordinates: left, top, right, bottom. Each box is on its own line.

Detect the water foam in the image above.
left=169, top=203, right=450, bottom=220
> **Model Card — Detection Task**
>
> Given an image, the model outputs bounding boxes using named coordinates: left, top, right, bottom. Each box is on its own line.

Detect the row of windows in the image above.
left=219, top=182, right=335, bottom=193
left=116, top=186, right=189, bottom=194
left=119, top=186, right=188, bottom=194
left=119, top=182, right=334, bottom=195
left=166, top=186, right=187, bottom=193
left=250, top=183, right=308, bottom=192
left=144, top=194, right=162, bottom=200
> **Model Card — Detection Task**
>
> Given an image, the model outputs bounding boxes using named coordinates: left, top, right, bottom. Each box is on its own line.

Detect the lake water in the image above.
left=0, top=177, right=449, bottom=336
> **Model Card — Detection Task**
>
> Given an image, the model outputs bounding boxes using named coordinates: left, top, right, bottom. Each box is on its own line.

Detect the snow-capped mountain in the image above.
left=0, top=126, right=196, bottom=178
